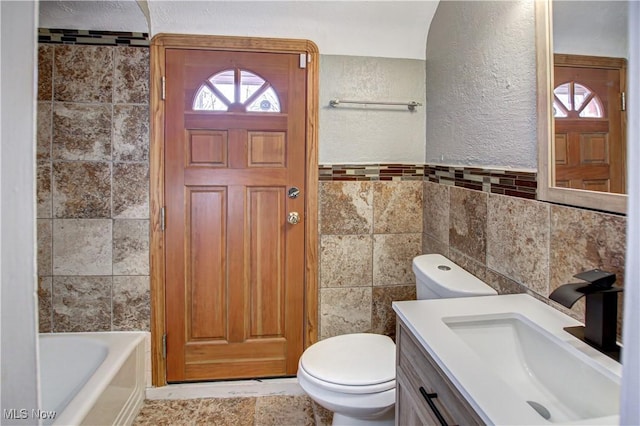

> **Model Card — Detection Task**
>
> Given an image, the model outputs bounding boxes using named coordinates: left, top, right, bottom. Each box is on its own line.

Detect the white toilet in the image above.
left=297, top=254, right=497, bottom=425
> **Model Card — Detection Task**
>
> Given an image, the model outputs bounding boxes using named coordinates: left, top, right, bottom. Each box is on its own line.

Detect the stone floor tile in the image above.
left=254, top=395, right=314, bottom=426
left=195, top=397, right=255, bottom=426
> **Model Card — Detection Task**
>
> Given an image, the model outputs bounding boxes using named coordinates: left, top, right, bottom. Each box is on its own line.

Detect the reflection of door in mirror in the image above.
left=553, top=55, right=627, bottom=193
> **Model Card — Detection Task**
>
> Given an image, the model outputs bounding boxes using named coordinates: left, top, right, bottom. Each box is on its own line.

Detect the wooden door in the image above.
left=553, top=55, right=626, bottom=193
left=164, top=49, right=306, bottom=382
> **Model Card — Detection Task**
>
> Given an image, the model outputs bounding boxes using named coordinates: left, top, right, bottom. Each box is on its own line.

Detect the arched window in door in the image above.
left=553, top=81, right=604, bottom=118
left=193, top=69, right=281, bottom=112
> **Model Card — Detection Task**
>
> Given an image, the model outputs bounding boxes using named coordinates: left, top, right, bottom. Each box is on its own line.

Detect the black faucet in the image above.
left=549, top=269, right=623, bottom=362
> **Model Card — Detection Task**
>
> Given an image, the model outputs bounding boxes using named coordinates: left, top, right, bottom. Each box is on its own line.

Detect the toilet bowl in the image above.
left=297, top=333, right=396, bottom=426
left=298, top=254, right=497, bottom=425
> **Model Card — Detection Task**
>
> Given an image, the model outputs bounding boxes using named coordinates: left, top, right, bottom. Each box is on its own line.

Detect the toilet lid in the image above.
left=299, top=333, right=395, bottom=387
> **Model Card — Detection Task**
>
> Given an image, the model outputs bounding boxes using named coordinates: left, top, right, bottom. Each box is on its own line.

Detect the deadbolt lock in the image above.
left=288, top=187, right=300, bottom=199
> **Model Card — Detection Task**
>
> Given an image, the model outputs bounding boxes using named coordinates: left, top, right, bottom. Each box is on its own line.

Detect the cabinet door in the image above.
left=396, top=320, right=484, bottom=425
left=397, top=370, right=433, bottom=425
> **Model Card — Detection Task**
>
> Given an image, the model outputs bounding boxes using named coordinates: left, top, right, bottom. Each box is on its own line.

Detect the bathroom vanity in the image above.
left=393, top=294, right=622, bottom=425
left=396, top=318, right=483, bottom=425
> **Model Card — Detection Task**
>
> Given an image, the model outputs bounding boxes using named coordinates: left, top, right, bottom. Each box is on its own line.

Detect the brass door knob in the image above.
left=287, top=212, right=300, bottom=225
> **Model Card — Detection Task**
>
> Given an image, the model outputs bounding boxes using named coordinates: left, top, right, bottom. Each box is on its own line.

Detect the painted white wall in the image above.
left=620, top=2, right=640, bottom=423
left=39, top=1, right=439, bottom=60
left=553, top=1, right=628, bottom=59
left=1, top=0, right=41, bottom=422
left=319, top=55, right=426, bottom=164
left=425, top=0, right=537, bottom=170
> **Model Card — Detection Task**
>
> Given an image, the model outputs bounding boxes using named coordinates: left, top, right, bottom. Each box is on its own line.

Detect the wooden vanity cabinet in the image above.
left=396, top=319, right=484, bottom=426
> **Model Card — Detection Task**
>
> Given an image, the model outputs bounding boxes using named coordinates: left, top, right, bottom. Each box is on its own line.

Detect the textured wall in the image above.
left=39, top=1, right=148, bottom=33
left=39, top=2, right=439, bottom=60
left=425, top=1, right=537, bottom=169
left=37, top=43, right=150, bottom=333
left=320, top=55, right=426, bottom=164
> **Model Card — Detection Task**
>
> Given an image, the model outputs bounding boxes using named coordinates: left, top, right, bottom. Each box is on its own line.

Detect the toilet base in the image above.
left=331, top=407, right=395, bottom=426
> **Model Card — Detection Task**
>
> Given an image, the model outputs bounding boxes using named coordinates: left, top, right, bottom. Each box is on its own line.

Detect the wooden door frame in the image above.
left=149, top=34, right=319, bottom=386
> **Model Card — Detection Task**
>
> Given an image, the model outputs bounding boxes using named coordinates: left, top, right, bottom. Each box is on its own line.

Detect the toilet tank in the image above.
left=413, top=254, right=497, bottom=300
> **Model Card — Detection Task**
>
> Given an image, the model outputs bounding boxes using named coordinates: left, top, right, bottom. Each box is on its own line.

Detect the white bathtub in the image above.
left=39, top=332, right=146, bottom=426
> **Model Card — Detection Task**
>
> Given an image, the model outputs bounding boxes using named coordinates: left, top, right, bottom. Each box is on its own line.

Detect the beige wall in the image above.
left=422, top=181, right=627, bottom=337
left=36, top=41, right=627, bottom=343
left=318, top=180, right=421, bottom=340
left=37, top=43, right=150, bottom=332
left=35, top=47, right=429, bottom=339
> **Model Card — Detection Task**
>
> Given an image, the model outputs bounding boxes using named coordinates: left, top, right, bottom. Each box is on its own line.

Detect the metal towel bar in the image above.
left=329, top=99, right=422, bottom=111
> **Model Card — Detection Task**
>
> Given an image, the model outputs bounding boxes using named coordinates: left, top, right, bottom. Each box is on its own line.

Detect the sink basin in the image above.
left=444, top=314, right=619, bottom=423
left=393, top=294, right=622, bottom=425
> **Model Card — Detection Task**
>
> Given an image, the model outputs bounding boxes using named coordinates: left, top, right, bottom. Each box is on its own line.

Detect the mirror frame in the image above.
left=535, top=0, right=627, bottom=214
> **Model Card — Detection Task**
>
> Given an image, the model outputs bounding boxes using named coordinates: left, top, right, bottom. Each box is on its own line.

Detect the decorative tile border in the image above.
left=319, top=164, right=424, bottom=181
left=39, top=28, right=149, bottom=47
left=319, top=163, right=537, bottom=200
left=425, top=165, right=537, bottom=200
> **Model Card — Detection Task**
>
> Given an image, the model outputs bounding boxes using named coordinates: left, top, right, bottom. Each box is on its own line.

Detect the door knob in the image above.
left=287, top=212, right=300, bottom=225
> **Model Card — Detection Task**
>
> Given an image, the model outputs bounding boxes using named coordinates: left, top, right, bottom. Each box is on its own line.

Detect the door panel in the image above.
left=187, top=187, right=227, bottom=340
left=248, top=132, right=287, bottom=168
left=580, top=133, right=608, bottom=164
left=248, top=187, right=285, bottom=338
left=165, top=48, right=306, bottom=382
left=187, top=130, right=228, bottom=167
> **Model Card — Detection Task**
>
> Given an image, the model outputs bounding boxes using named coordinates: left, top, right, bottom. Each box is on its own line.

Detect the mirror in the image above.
left=536, top=0, right=628, bottom=214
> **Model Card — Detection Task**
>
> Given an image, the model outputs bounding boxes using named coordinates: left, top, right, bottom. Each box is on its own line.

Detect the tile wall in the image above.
left=37, top=42, right=150, bottom=332
left=318, top=166, right=425, bottom=340
left=34, top=37, right=424, bottom=341
left=422, top=181, right=627, bottom=337
left=34, top=37, right=628, bottom=342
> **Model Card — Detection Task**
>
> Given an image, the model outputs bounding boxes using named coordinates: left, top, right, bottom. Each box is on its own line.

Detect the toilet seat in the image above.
left=298, top=363, right=395, bottom=395
left=299, top=333, right=395, bottom=394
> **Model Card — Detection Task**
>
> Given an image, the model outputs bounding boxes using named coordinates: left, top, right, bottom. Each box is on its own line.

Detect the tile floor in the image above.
left=133, top=395, right=333, bottom=426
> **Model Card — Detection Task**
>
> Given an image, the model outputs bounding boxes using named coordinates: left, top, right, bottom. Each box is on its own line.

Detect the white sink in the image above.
left=393, top=294, right=622, bottom=425
left=444, top=314, right=619, bottom=423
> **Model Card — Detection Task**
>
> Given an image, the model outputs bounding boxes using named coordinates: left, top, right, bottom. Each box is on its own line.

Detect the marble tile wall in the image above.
left=35, top=41, right=627, bottom=345
left=422, top=181, right=627, bottom=338
left=37, top=43, right=150, bottom=333
left=318, top=181, right=421, bottom=340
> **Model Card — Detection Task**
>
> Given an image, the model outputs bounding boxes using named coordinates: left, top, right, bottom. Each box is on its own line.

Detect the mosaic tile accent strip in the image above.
left=39, top=28, right=149, bottom=47
left=320, top=164, right=537, bottom=200
left=425, top=165, right=537, bottom=200
left=319, top=164, right=424, bottom=181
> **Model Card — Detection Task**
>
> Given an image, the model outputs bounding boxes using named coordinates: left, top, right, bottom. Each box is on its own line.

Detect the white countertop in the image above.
left=393, top=294, right=622, bottom=425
